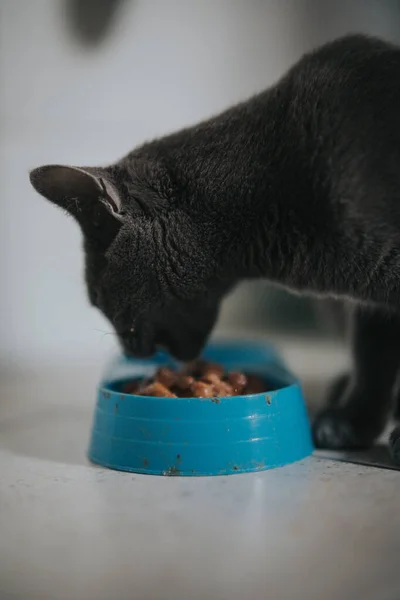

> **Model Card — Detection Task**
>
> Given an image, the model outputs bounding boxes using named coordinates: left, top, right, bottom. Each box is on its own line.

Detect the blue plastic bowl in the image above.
left=88, top=340, right=313, bottom=476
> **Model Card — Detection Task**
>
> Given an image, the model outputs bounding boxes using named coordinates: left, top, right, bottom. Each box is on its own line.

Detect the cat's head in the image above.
left=29, top=161, right=236, bottom=360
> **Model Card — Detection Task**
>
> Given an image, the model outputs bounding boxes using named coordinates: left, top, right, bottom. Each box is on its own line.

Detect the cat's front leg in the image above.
left=313, top=305, right=400, bottom=450
left=388, top=384, right=400, bottom=465
left=389, top=426, right=400, bottom=465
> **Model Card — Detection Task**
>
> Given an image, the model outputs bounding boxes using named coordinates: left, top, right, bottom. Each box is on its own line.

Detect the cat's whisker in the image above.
left=93, top=328, right=116, bottom=335
left=73, top=196, right=81, bottom=212
left=93, top=328, right=118, bottom=343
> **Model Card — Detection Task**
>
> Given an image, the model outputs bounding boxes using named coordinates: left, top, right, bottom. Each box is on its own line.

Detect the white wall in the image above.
left=1, top=0, right=398, bottom=369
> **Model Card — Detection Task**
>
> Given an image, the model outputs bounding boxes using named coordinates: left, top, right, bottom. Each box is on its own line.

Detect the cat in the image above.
left=29, top=34, right=400, bottom=464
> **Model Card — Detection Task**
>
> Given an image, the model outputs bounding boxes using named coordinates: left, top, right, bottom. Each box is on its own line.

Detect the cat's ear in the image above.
left=29, top=164, right=124, bottom=250
left=29, top=164, right=124, bottom=220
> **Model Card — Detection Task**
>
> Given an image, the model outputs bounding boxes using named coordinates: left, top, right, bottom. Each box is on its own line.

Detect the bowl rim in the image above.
left=98, top=371, right=300, bottom=403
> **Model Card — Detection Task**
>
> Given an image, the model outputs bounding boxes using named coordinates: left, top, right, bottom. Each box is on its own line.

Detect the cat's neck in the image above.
left=131, top=83, right=332, bottom=293
left=158, top=87, right=291, bottom=205
left=165, top=86, right=323, bottom=288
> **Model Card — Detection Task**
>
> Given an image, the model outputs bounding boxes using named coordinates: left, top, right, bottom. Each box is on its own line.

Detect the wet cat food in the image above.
left=122, top=360, right=268, bottom=398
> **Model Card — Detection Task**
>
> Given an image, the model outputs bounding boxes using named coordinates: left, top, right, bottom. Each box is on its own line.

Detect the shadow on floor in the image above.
left=315, top=444, right=400, bottom=471
left=0, top=404, right=93, bottom=467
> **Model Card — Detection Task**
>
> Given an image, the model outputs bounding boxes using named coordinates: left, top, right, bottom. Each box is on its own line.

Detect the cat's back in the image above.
left=287, top=34, right=400, bottom=129
left=284, top=35, right=400, bottom=228
left=292, top=34, right=400, bottom=92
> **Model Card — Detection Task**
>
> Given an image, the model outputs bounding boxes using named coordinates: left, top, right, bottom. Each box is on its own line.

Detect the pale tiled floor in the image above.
left=1, top=342, right=399, bottom=600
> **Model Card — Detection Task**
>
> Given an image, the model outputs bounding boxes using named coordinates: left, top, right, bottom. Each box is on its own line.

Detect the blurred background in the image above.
left=2, top=0, right=400, bottom=373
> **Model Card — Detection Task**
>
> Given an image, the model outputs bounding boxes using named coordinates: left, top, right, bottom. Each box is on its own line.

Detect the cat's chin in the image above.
left=121, top=336, right=204, bottom=362
left=155, top=330, right=208, bottom=362
left=122, top=347, right=155, bottom=360
left=157, top=344, right=202, bottom=362
left=120, top=336, right=156, bottom=360
left=122, top=345, right=202, bottom=362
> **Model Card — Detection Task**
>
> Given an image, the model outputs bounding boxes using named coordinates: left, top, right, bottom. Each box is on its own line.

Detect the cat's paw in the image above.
left=312, top=409, right=374, bottom=450
left=389, top=426, right=400, bottom=466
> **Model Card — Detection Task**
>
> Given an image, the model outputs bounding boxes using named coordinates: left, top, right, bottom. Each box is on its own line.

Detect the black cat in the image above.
left=29, top=34, right=400, bottom=464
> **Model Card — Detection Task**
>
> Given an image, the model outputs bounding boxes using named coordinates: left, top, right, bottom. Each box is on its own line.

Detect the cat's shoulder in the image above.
left=301, top=34, right=400, bottom=67
left=284, top=34, right=400, bottom=104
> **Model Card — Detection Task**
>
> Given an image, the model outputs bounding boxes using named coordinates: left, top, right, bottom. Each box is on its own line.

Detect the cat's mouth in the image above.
left=119, top=327, right=206, bottom=362
left=156, top=329, right=205, bottom=361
